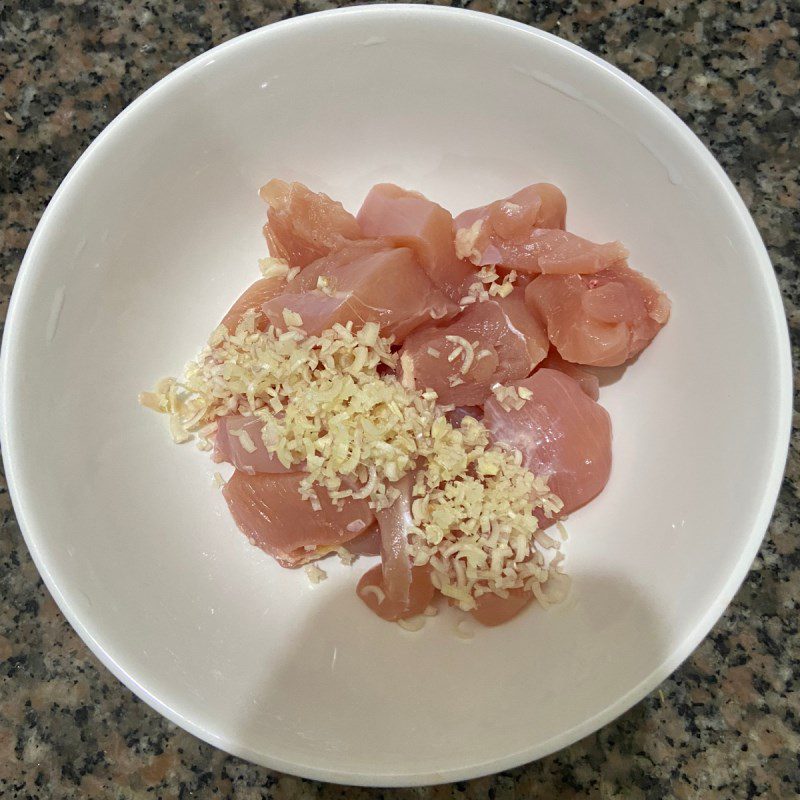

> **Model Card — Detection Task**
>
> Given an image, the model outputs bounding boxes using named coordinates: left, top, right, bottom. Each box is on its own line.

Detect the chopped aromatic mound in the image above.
left=140, top=311, right=564, bottom=610
left=305, top=564, right=328, bottom=585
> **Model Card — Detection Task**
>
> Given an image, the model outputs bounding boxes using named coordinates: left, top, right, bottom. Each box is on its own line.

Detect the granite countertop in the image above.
left=1, top=1, right=798, bottom=797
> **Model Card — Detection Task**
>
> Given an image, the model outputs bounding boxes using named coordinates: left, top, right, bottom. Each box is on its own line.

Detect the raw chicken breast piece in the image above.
left=357, top=564, right=435, bottom=622
left=223, top=472, right=374, bottom=567
left=345, top=525, right=381, bottom=557
left=400, top=288, right=548, bottom=405
left=377, top=473, right=415, bottom=606
left=219, top=276, right=287, bottom=332
left=213, top=415, right=296, bottom=475
left=454, top=183, right=626, bottom=274
left=526, top=263, right=671, bottom=367
left=471, top=588, right=532, bottom=626
left=537, top=351, right=600, bottom=401
left=484, top=369, right=612, bottom=517
left=446, top=406, right=484, bottom=427
left=495, top=229, right=627, bottom=275
left=357, top=183, right=475, bottom=300
left=260, top=179, right=361, bottom=268
left=285, top=238, right=388, bottom=292
left=459, top=226, right=626, bottom=275
left=356, top=474, right=435, bottom=621
left=263, top=242, right=458, bottom=343
left=454, top=183, right=567, bottom=240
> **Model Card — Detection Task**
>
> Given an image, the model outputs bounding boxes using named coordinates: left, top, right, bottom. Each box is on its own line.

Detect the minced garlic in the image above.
left=396, top=616, right=426, bottom=632
left=142, top=314, right=438, bottom=511
left=490, top=383, right=527, bottom=412
left=258, top=257, right=290, bottom=279
left=476, top=266, right=500, bottom=284
left=305, top=564, right=327, bottom=584
left=141, top=308, right=564, bottom=609
left=461, top=268, right=517, bottom=306
left=454, top=219, right=484, bottom=262
left=444, top=335, right=475, bottom=375
left=316, top=275, right=336, bottom=296
left=405, top=415, right=562, bottom=611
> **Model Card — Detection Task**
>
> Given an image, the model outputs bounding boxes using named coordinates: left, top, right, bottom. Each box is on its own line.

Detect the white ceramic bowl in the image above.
left=0, top=5, right=791, bottom=786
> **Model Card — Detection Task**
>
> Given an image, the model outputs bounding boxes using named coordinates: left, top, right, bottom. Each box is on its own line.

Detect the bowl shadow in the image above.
left=231, top=568, right=670, bottom=787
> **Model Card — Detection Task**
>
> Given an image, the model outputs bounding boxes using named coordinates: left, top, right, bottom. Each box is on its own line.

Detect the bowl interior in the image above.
left=1, top=7, right=789, bottom=786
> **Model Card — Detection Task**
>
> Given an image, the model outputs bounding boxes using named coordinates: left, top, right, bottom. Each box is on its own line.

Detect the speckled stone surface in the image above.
left=1, top=1, right=798, bottom=797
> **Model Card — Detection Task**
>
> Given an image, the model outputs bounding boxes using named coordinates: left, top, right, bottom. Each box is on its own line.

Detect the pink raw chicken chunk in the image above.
left=454, top=183, right=626, bottom=275
left=377, top=473, right=415, bottom=606
left=263, top=240, right=457, bottom=343
left=213, top=415, right=296, bottom=475
left=484, top=369, right=612, bottom=517
left=219, top=276, right=287, bottom=332
left=471, top=588, right=532, bottom=627
left=454, top=183, right=567, bottom=238
left=471, top=571, right=571, bottom=625
left=260, top=179, right=361, bottom=268
left=346, top=525, right=381, bottom=557
left=357, top=183, right=476, bottom=301
left=223, top=472, right=374, bottom=567
left=357, top=564, right=435, bottom=622
left=356, top=474, right=435, bottom=621
left=537, top=351, right=600, bottom=401
left=446, top=405, right=483, bottom=427
left=526, top=263, right=671, bottom=367
left=502, top=229, right=628, bottom=275
left=399, top=288, right=548, bottom=405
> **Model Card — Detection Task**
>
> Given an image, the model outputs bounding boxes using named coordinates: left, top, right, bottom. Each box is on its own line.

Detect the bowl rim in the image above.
left=0, top=4, right=793, bottom=787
